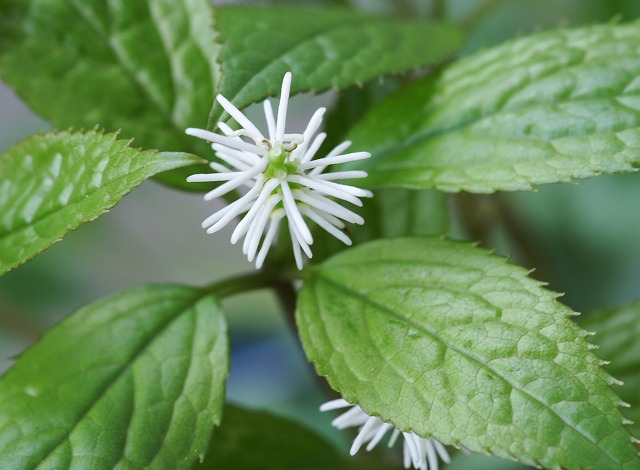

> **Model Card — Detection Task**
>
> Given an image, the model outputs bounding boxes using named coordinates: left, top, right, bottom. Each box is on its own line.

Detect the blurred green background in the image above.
left=1, top=0, right=639, bottom=468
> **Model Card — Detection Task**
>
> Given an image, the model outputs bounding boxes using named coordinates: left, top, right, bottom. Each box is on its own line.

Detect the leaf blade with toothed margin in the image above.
left=210, top=5, right=463, bottom=124
left=0, top=284, right=228, bottom=469
left=346, top=21, right=640, bottom=193
left=0, top=129, right=204, bottom=276
left=0, top=0, right=219, bottom=190
left=583, top=300, right=640, bottom=439
left=297, top=237, right=639, bottom=469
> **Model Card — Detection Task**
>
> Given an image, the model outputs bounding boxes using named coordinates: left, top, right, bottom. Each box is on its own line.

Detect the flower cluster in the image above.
left=186, top=72, right=372, bottom=269
left=321, top=399, right=451, bottom=470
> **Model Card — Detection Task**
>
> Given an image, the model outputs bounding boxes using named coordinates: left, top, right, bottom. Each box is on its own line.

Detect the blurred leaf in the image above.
left=0, top=0, right=219, bottom=190
left=0, top=285, right=228, bottom=468
left=197, top=405, right=389, bottom=469
left=0, top=130, right=203, bottom=275
left=348, top=21, right=640, bottom=192
left=297, top=237, right=638, bottom=469
left=322, top=79, right=402, bottom=153
left=583, top=300, right=640, bottom=438
left=210, top=6, right=463, bottom=123
left=310, top=188, right=449, bottom=264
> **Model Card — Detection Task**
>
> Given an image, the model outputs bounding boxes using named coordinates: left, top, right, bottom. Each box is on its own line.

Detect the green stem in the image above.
left=203, top=271, right=286, bottom=299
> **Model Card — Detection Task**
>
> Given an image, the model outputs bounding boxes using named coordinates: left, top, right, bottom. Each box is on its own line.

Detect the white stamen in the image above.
left=205, top=201, right=253, bottom=234
left=425, top=439, right=438, bottom=470
left=255, top=210, right=285, bottom=269
left=285, top=212, right=314, bottom=258
left=287, top=175, right=366, bottom=206
left=186, top=128, right=267, bottom=156
left=350, top=417, right=379, bottom=455
left=231, top=178, right=281, bottom=244
left=280, top=182, right=313, bottom=244
left=201, top=179, right=264, bottom=229
left=212, top=143, right=263, bottom=166
left=187, top=171, right=244, bottom=183
left=203, top=166, right=264, bottom=201
left=315, top=171, right=368, bottom=181
left=263, top=100, right=276, bottom=141
left=216, top=94, right=264, bottom=141
left=300, top=206, right=352, bottom=245
left=293, top=190, right=364, bottom=225
left=309, top=140, right=353, bottom=175
left=301, top=132, right=327, bottom=164
left=275, top=72, right=292, bottom=141
left=319, top=399, right=351, bottom=411
left=366, top=422, right=393, bottom=451
left=289, top=223, right=304, bottom=270
left=300, top=151, right=371, bottom=170
left=247, top=195, right=281, bottom=261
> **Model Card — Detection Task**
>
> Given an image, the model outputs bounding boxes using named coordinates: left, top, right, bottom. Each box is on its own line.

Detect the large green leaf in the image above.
left=197, top=405, right=389, bottom=470
left=0, top=130, right=203, bottom=275
left=0, top=0, right=219, bottom=189
left=210, top=6, right=463, bottom=123
left=297, top=237, right=639, bottom=469
left=0, top=284, right=228, bottom=469
left=347, top=21, right=640, bottom=192
left=583, top=300, right=640, bottom=438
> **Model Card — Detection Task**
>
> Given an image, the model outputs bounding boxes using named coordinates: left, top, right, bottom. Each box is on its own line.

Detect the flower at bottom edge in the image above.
left=320, top=398, right=451, bottom=470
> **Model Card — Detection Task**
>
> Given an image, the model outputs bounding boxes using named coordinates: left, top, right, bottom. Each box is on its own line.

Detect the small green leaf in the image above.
left=583, top=300, right=640, bottom=438
left=297, top=237, right=639, bottom=469
left=0, top=284, right=228, bottom=469
left=348, top=21, right=640, bottom=192
left=196, top=405, right=388, bottom=469
left=0, top=130, right=203, bottom=275
left=0, top=0, right=219, bottom=190
left=210, top=6, right=463, bottom=123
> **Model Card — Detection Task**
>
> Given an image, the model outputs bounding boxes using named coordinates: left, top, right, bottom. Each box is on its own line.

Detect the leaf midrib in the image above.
left=315, top=274, right=626, bottom=467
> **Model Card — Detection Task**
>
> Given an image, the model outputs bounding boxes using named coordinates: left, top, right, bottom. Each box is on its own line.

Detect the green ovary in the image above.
left=265, top=147, right=299, bottom=179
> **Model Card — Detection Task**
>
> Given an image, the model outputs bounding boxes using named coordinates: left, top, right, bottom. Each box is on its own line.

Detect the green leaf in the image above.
left=348, top=21, right=640, bottom=192
left=296, top=237, right=639, bottom=469
left=0, top=284, right=228, bottom=469
left=197, top=405, right=389, bottom=470
left=0, top=130, right=203, bottom=276
left=0, top=0, right=219, bottom=190
left=210, top=6, right=463, bottom=123
left=583, top=300, right=640, bottom=439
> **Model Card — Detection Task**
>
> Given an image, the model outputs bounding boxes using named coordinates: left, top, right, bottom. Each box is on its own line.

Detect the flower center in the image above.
left=264, top=144, right=299, bottom=180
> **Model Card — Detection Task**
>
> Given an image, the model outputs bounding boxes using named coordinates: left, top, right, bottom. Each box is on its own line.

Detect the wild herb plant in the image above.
left=0, top=1, right=639, bottom=469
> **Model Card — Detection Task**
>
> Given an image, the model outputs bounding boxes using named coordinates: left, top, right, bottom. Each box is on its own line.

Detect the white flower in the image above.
left=186, top=72, right=372, bottom=269
left=320, top=399, right=451, bottom=470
